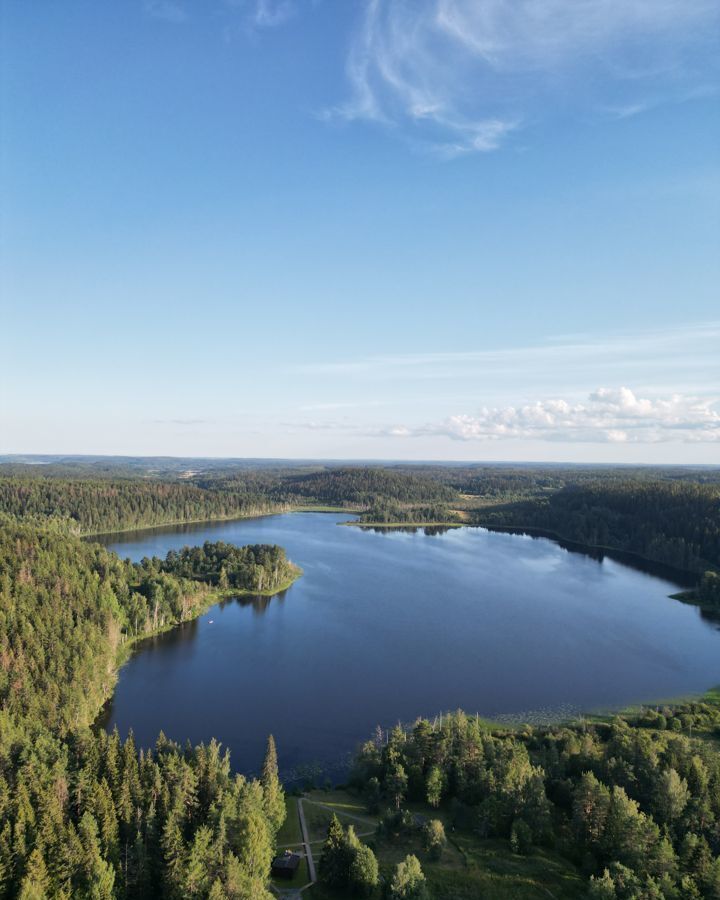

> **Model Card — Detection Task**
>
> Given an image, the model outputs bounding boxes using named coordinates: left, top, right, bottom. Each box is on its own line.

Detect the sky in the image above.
left=1, top=0, right=719, bottom=463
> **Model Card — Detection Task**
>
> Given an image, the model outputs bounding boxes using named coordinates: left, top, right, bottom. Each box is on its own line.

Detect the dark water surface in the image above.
left=97, top=513, right=720, bottom=780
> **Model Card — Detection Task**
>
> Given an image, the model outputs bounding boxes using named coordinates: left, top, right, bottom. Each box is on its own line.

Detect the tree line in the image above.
left=474, top=479, right=720, bottom=575
left=0, top=478, right=288, bottom=536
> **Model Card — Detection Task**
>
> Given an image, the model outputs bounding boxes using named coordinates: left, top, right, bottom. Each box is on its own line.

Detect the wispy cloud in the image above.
left=144, top=0, right=189, bottom=24
left=250, top=0, right=297, bottom=29
left=296, top=322, right=720, bottom=388
left=147, top=0, right=299, bottom=33
left=329, top=0, right=720, bottom=155
left=384, top=387, right=720, bottom=444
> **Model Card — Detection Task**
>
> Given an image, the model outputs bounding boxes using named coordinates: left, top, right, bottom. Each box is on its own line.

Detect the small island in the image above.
left=157, top=539, right=303, bottom=597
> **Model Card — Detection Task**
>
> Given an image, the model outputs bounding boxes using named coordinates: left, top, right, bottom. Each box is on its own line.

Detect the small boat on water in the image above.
left=209, top=620, right=214, bottom=624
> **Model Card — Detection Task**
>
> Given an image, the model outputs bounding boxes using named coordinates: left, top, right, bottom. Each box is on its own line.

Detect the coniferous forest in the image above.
left=0, top=521, right=290, bottom=899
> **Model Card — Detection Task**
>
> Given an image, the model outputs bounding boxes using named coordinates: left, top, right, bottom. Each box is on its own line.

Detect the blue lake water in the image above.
left=97, top=513, right=720, bottom=780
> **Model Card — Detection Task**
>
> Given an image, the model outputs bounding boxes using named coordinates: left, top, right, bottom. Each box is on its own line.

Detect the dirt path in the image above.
left=297, top=798, right=317, bottom=884
left=274, top=796, right=376, bottom=898
left=302, top=798, right=377, bottom=830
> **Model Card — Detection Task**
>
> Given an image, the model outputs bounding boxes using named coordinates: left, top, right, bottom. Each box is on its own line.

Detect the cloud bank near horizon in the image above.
left=383, top=387, right=720, bottom=444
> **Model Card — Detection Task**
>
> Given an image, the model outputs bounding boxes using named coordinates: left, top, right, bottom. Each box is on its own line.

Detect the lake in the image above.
left=97, top=512, right=720, bottom=781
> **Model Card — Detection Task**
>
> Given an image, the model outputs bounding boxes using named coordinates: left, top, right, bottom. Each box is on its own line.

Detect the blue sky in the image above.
left=2, top=0, right=719, bottom=462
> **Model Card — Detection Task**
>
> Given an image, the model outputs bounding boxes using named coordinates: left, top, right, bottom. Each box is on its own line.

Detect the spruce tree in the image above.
left=318, top=814, right=348, bottom=888
left=260, top=735, right=285, bottom=834
left=17, top=849, right=50, bottom=900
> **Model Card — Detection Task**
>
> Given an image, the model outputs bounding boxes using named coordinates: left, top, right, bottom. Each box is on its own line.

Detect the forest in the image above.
left=473, top=479, right=720, bottom=578
left=0, top=522, right=292, bottom=898
left=341, top=706, right=720, bottom=899
left=0, top=477, right=288, bottom=536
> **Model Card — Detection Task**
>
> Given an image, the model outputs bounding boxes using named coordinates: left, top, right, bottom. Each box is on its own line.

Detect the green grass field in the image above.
left=272, top=797, right=310, bottom=890
left=303, top=789, right=586, bottom=900
left=302, top=791, right=378, bottom=844
left=276, top=796, right=304, bottom=850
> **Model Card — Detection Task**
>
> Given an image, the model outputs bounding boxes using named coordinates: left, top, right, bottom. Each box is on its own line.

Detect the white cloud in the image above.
left=387, top=387, right=720, bottom=444
left=331, top=0, right=720, bottom=154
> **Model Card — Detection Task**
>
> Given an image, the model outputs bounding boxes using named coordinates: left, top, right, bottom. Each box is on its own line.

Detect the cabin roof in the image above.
left=272, top=852, right=300, bottom=870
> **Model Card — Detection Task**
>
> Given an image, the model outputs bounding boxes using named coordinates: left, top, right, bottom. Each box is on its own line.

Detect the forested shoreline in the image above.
left=473, top=480, right=720, bottom=577
left=1, top=464, right=718, bottom=583
left=0, top=523, right=296, bottom=898
left=0, top=478, right=290, bottom=536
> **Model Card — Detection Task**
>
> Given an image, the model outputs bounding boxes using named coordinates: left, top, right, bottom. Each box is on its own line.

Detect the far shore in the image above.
left=83, top=505, right=359, bottom=540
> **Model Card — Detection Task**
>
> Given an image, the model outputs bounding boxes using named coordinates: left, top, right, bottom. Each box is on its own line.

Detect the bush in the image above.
left=423, top=819, right=447, bottom=861
left=510, top=818, right=533, bottom=855
left=348, top=844, right=379, bottom=896
left=387, top=855, right=428, bottom=900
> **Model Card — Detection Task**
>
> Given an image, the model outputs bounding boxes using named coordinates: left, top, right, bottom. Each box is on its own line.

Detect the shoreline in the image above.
left=85, top=509, right=706, bottom=587
left=96, top=564, right=303, bottom=729
left=344, top=519, right=462, bottom=529
left=82, top=505, right=358, bottom=540
left=348, top=518, right=700, bottom=583
left=117, top=563, right=303, bottom=655
left=669, top=588, right=719, bottom=615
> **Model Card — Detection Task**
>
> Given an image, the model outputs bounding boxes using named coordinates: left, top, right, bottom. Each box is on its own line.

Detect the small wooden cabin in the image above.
left=271, top=851, right=301, bottom=879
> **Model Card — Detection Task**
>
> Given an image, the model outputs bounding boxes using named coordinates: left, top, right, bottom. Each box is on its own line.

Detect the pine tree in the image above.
left=235, top=784, right=273, bottom=884
left=208, top=879, right=228, bottom=900
left=318, top=814, right=348, bottom=888
left=386, top=762, right=408, bottom=811
left=17, top=848, right=50, bottom=900
left=161, top=816, right=185, bottom=898
left=0, top=821, right=14, bottom=894
left=184, top=825, right=212, bottom=898
left=587, top=869, right=617, bottom=899
left=78, top=810, right=116, bottom=900
left=260, top=735, right=285, bottom=834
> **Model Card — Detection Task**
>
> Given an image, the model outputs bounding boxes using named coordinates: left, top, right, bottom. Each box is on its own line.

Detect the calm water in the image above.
left=97, top=513, right=720, bottom=780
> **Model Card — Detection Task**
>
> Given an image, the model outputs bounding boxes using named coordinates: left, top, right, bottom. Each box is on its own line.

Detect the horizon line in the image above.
left=1, top=452, right=719, bottom=469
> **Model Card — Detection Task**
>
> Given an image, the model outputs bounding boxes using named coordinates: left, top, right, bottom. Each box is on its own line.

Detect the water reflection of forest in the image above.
left=221, top=588, right=290, bottom=617
left=368, top=525, right=453, bottom=536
